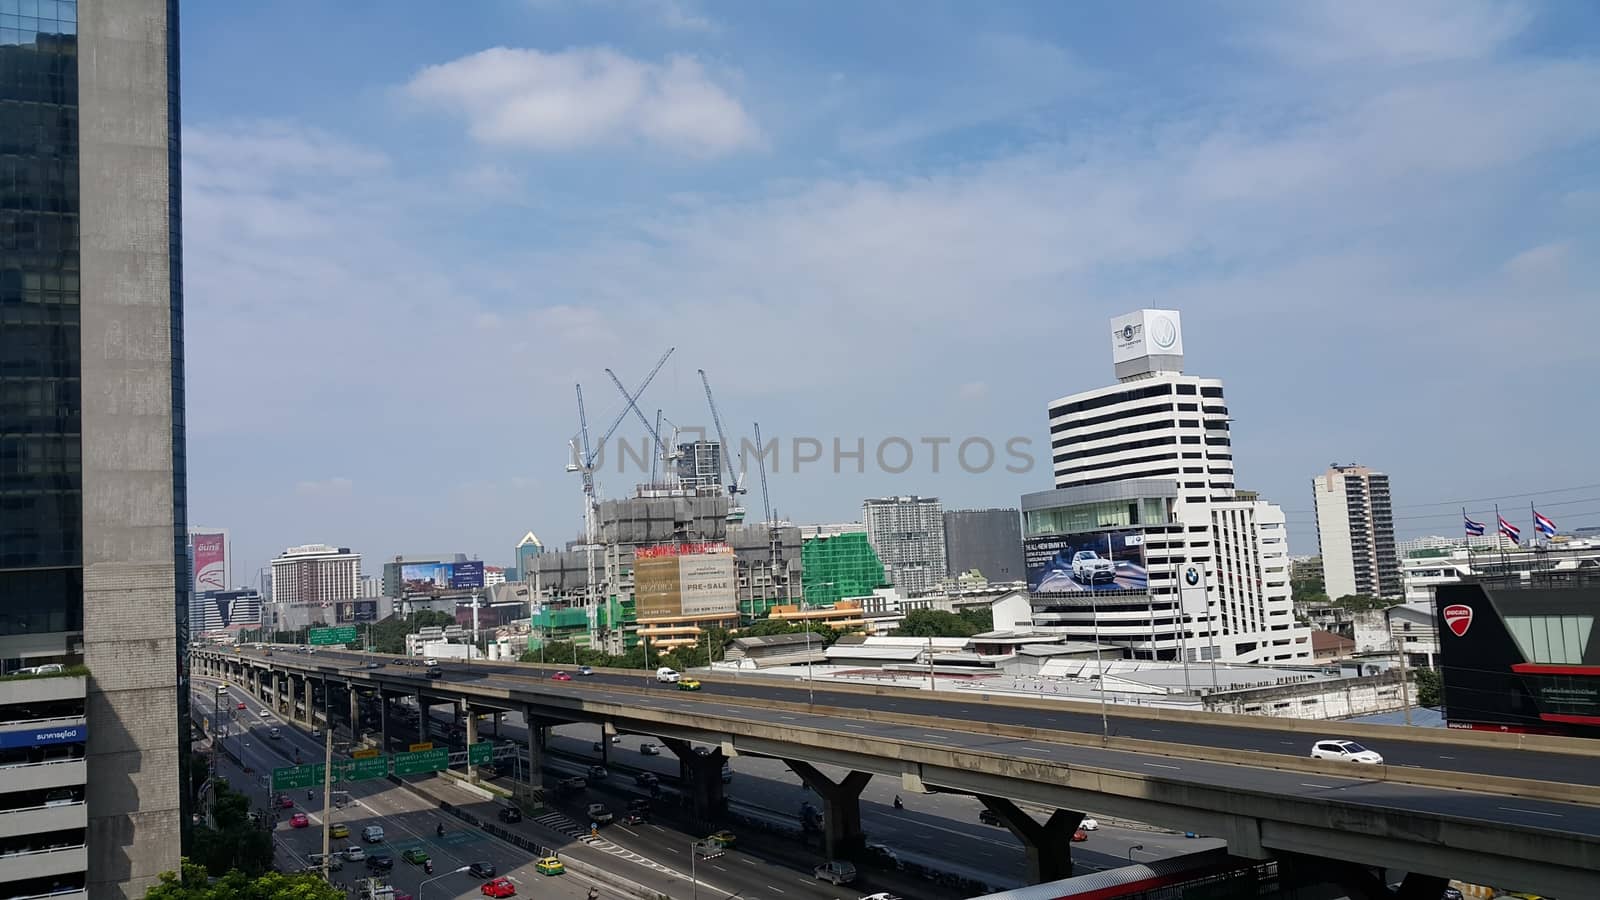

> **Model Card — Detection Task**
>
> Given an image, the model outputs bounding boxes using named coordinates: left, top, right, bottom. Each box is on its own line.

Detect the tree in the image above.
left=370, top=610, right=458, bottom=654
left=898, top=609, right=979, bottom=638
left=1414, top=667, right=1443, bottom=708
left=189, top=780, right=273, bottom=877
left=1332, top=594, right=1389, bottom=612
left=148, top=861, right=344, bottom=900
left=958, top=607, right=993, bottom=633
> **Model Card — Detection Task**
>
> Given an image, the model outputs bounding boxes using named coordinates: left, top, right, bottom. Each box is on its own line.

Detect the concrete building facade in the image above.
left=942, top=508, right=1024, bottom=582
left=0, top=2, right=188, bottom=894
left=863, top=496, right=947, bottom=596
left=269, top=545, right=361, bottom=605
left=1027, top=310, right=1309, bottom=665
left=1313, top=464, right=1400, bottom=600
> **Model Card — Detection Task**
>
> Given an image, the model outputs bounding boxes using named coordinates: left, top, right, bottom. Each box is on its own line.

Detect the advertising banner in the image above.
left=634, top=544, right=737, bottom=619
left=336, top=600, right=378, bottom=623
left=193, top=533, right=227, bottom=592
left=450, top=560, right=485, bottom=589
left=1025, top=530, right=1147, bottom=595
left=0, top=723, right=86, bottom=750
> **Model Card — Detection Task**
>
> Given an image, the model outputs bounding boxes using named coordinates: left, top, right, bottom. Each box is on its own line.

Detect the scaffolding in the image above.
left=802, top=532, right=888, bottom=606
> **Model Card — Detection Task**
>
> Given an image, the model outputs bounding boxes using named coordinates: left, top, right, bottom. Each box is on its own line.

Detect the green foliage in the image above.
left=1414, top=667, right=1443, bottom=708
left=897, top=609, right=980, bottom=638
left=1331, top=594, right=1390, bottom=612
left=957, top=607, right=993, bottom=633
left=370, top=611, right=456, bottom=654
left=189, top=780, right=273, bottom=878
left=148, top=861, right=345, bottom=900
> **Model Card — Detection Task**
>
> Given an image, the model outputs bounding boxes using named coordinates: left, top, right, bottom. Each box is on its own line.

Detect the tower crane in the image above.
left=751, top=421, right=788, bottom=602
left=604, top=367, right=673, bottom=486
left=697, top=369, right=746, bottom=522
left=569, top=347, right=674, bottom=643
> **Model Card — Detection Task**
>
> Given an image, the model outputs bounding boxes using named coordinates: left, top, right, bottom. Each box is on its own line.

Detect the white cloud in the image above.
left=1242, top=0, right=1533, bottom=67
left=1503, top=241, right=1571, bottom=277
left=405, top=47, right=759, bottom=156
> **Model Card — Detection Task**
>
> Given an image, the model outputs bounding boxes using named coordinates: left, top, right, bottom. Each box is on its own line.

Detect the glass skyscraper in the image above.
left=1, top=1, right=186, bottom=895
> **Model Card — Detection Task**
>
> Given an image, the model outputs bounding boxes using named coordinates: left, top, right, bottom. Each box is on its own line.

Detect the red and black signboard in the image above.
left=1435, top=582, right=1600, bottom=738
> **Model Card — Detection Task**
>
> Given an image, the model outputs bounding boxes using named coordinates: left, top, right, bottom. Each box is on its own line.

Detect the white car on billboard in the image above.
left=1070, top=550, right=1116, bottom=584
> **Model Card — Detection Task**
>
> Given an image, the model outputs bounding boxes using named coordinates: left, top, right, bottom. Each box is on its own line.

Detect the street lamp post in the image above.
left=418, top=865, right=470, bottom=899
left=1127, top=844, right=1146, bottom=863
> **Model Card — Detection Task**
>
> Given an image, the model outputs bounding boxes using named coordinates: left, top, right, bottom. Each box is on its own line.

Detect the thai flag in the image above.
left=1534, top=510, right=1557, bottom=537
left=1498, top=515, right=1521, bottom=544
left=1463, top=514, right=1486, bottom=537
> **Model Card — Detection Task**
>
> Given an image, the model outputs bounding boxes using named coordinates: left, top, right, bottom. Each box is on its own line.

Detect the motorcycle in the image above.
left=436, top=824, right=445, bottom=838
left=424, top=861, right=433, bottom=875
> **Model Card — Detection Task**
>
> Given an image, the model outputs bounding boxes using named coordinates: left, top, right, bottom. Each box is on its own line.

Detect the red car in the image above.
left=236, top=701, right=246, bottom=710
left=276, top=795, right=294, bottom=809
left=289, top=813, right=309, bottom=829
left=550, top=672, right=572, bottom=681
left=480, top=878, right=516, bottom=897
left=1071, top=829, right=1088, bottom=842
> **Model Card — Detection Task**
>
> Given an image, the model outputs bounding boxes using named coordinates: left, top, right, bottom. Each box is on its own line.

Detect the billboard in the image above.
left=634, top=543, right=737, bottom=619
left=401, top=561, right=485, bottom=594
left=192, top=532, right=227, bottom=593
left=336, top=600, right=378, bottom=623
left=450, top=560, right=485, bottom=589
left=1025, top=530, right=1147, bottom=595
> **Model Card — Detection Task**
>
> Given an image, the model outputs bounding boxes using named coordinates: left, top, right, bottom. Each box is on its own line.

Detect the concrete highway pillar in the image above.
left=379, top=690, right=389, bottom=752
left=787, top=761, right=870, bottom=861
left=348, top=688, right=361, bottom=740
left=414, top=691, right=426, bottom=741
left=520, top=706, right=544, bottom=808
left=663, top=739, right=727, bottom=825
left=977, top=797, right=1081, bottom=884
left=492, top=712, right=500, bottom=738
left=465, top=706, right=480, bottom=782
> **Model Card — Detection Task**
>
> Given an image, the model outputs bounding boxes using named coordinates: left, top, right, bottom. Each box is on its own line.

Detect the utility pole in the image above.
left=1389, top=607, right=1413, bottom=726
left=319, top=675, right=334, bottom=882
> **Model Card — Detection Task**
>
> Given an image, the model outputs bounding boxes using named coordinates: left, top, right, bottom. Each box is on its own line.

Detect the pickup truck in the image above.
left=586, top=803, right=614, bottom=825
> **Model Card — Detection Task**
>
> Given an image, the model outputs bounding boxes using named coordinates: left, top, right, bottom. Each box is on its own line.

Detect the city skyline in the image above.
left=172, top=1, right=1600, bottom=592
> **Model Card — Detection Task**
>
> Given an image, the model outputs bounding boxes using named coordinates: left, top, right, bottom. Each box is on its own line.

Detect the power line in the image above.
left=1282, top=496, right=1600, bottom=525
left=1278, top=481, right=1600, bottom=516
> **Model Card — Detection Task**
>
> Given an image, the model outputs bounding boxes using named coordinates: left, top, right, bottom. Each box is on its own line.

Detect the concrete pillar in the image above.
left=379, top=690, right=389, bottom=752
left=520, top=707, right=545, bottom=808
left=663, top=738, right=727, bottom=825
left=492, top=712, right=501, bottom=738
left=349, top=689, right=361, bottom=740
left=977, top=797, right=1082, bottom=884
left=465, top=706, right=480, bottom=783
left=788, top=761, right=870, bottom=861
left=415, top=692, right=426, bottom=741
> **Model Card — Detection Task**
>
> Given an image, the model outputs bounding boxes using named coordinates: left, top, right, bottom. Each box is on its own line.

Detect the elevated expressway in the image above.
left=192, top=648, right=1600, bottom=899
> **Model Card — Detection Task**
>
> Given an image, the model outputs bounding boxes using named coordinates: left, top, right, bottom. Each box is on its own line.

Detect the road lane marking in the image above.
left=1438, top=755, right=1455, bottom=759
left=1019, top=746, right=1054, bottom=753
left=837, top=723, right=865, bottom=729
left=1499, top=807, right=1563, bottom=817
left=767, top=885, right=785, bottom=893
left=1143, top=763, right=1180, bottom=770
left=740, top=857, right=759, bottom=866
left=921, top=734, right=947, bottom=740
left=1299, top=783, right=1334, bottom=789
left=712, top=865, right=727, bottom=872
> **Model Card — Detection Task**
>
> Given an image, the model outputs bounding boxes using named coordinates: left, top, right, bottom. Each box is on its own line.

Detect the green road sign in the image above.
left=342, top=755, right=389, bottom=782
left=309, top=626, right=358, bottom=646
left=394, top=747, right=448, bottom=776
left=271, top=764, right=326, bottom=791
left=468, top=742, right=493, bottom=766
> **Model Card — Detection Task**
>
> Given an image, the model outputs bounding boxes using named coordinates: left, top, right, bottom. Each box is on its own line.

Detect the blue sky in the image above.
left=178, top=0, right=1600, bottom=584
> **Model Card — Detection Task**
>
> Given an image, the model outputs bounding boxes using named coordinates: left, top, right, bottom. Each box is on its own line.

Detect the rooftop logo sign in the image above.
left=1443, top=604, right=1474, bottom=637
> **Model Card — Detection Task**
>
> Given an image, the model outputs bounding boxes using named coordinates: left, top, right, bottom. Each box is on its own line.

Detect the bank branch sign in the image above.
left=0, top=723, right=85, bottom=750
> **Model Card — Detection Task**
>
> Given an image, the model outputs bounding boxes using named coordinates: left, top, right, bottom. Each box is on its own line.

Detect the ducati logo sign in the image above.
left=1443, top=604, right=1474, bottom=637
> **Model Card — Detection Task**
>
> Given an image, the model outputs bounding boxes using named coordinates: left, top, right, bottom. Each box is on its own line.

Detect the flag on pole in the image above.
left=1534, top=509, right=1557, bottom=537
left=1463, top=511, right=1486, bottom=537
left=1498, top=515, right=1521, bottom=544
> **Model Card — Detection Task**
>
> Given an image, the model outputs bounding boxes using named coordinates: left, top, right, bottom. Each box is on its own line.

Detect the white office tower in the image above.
left=269, top=544, right=362, bottom=604
left=864, top=496, right=948, bottom=596
left=1312, top=464, right=1401, bottom=600
left=1023, top=310, right=1310, bottom=664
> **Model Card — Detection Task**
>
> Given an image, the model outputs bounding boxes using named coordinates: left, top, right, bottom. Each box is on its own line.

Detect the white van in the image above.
left=656, top=667, right=680, bottom=683
left=361, top=825, right=384, bottom=843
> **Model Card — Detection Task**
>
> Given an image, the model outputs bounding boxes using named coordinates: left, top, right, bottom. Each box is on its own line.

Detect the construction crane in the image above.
left=751, top=420, right=787, bottom=601
left=604, top=367, right=673, bottom=486
left=568, top=347, right=674, bottom=643
left=697, top=369, right=746, bottom=522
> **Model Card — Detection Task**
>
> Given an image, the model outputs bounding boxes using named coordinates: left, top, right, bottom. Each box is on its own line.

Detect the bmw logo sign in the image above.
left=1184, top=566, right=1201, bottom=586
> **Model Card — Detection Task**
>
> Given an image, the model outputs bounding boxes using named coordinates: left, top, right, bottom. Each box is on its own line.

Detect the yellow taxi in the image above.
left=328, top=824, right=349, bottom=839
left=677, top=678, right=702, bottom=691
left=535, top=856, right=566, bottom=876
left=707, top=829, right=736, bottom=847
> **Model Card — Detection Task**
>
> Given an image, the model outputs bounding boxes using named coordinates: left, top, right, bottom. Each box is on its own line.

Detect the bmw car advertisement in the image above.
left=1025, top=530, right=1148, bottom=594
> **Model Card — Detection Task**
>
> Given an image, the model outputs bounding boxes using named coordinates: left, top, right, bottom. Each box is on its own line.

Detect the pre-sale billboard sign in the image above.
left=192, top=532, right=227, bottom=593
left=634, top=543, right=737, bottom=619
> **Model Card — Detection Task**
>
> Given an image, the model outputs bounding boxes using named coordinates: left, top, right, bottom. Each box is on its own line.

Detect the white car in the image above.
left=1310, top=739, right=1383, bottom=765
left=1079, top=817, right=1098, bottom=831
left=342, top=846, right=365, bottom=862
left=1070, top=550, right=1115, bottom=584
left=656, top=667, right=680, bottom=683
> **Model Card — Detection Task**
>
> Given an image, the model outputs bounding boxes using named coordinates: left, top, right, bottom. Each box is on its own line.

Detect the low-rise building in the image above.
left=764, top=599, right=867, bottom=633
left=722, top=633, right=828, bottom=669
left=1310, top=629, right=1356, bottom=662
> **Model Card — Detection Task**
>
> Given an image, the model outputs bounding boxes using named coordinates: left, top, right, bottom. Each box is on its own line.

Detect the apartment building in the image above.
left=863, top=496, right=948, bottom=596
left=1313, top=464, right=1401, bottom=600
